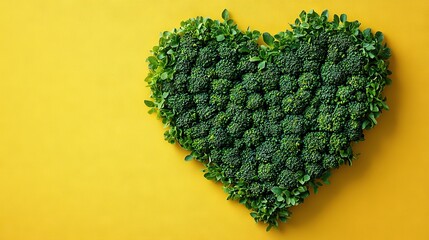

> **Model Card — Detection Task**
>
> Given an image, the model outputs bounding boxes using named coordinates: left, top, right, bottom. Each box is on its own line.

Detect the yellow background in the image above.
left=1, top=0, right=428, bottom=239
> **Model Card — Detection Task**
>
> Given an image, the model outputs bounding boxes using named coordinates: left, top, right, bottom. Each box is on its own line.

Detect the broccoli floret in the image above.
left=277, top=51, right=302, bottom=76
left=280, top=134, right=301, bottom=156
left=196, top=104, right=216, bottom=121
left=222, top=148, right=241, bottom=168
left=212, top=111, right=230, bottom=128
left=258, top=163, right=275, bottom=181
left=237, top=56, right=257, bottom=74
left=193, top=93, right=209, bottom=105
left=346, top=120, right=364, bottom=141
left=196, top=43, right=219, bottom=67
left=301, top=148, right=322, bottom=164
left=298, top=72, right=321, bottom=91
left=303, top=60, right=322, bottom=74
left=174, top=109, right=197, bottom=129
left=279, top=75, right=298, bottom=94
left=255, top=140, right=278, bottom=163
left=285, top=156, right=304, bottom=172
left=246, top=93, right=264, bottom=110
left=185, top=121, right=210, bottom=139
left=340, top=46, right=364, bottom=75
left=161, top=81, right=175, bottom=94
left=207, top=127, right=231, bottom=148
left=192, top=137, right=209, bottom=154
left=336, top=85, right=355, bottom=105
left=209, top=93, right=229, bottom=110
left=178, top=33, right=200, bottom=62
left=259, top=68, right=280, bottom=92
left=172, top=73, right=189, bottom=93
left=277, top=169, right=300, bottom=189
left=218, top=41, right=238, bottom=61
left=322, top=154, right=341, bottom=169
left=331, top=105, right=349, bottom=132
left=267, top=105, right=284, bottom=122
left=282, top=94, right=301, bottom=115
left=355, top=90, right=367, bottom=102
left=281, top=115, right=307, bottom=135
left=305, top=163, right=324, bottom=178
left=317, top=104, right=335, bottom=132
left=234, top=138, right=245, bottom=149
left=189, top=67, right=211, bottom=93
left=227, top=110, right=251, bottom=138
left=229, top=84, right=247, bottom=105
left=241, top=73, right=261, bottom=93
left=236, top=157, right=257, bottom=183
left=326, top=32, right=354, bottom=63
left=347, top=75, right=367, bottom=91
left=314, top=85, right=337, bottom=105
left=329, top=133, right=349, bottom=153
left=252, top=110, right=267, bottom=126
left=297, top=42, right=326, bottom=61
left=209, top=149, right=223, bottom=164
left=321, top=62, right=346, bottom=85
left=260, top=120, right=283, bottom=139
left=239, top=40, right=259, bottom=56
left=175, top=57, right=193, bottom=74
left=264, top=90, right=283, bottom=106
left=216, top=59, right=237, bottom=80
left=167, top=93, right=194, bottom=114
left=243, top=128, right=264, bottom=148
left=248, top=182, right=265, bottom=197
left=303, top=132, right=329, bottom=153
left=303, top=105, right=318, bottom=130
left=211, top=79, right=232, bottom=93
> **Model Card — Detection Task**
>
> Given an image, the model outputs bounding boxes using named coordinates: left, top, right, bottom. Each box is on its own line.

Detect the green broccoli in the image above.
left=146, top=9, right=391, bottom=231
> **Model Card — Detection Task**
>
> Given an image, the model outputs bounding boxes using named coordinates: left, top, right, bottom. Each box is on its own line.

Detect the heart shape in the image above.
left=145, top=10, right=391, bottom=230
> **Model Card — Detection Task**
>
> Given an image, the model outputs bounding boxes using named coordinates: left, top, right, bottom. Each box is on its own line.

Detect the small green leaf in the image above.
left=160, top=72, right=168, bottom=80
left=258, top=61, right=266, bottom=70
left=249, top=56, right=261, bottom=62
left=271, top=186, right=283, bottom=195
left=144, top=100, right=155, bottom=107
left=216, top=34, right=225, bottom=41
left=340, top=14, right=347, bottom=23
left=222, top=9, right=229, bottom=21
left=147, top=56, right=158, bottom=68
left=184, top=155, right=194, bottom=161
left=263, top=32, right=274, bottom=46
left=321, top=10, right=329, bottom=19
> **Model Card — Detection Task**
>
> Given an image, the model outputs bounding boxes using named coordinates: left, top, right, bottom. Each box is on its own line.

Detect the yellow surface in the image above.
left=1, top=0, right=428, bottom=239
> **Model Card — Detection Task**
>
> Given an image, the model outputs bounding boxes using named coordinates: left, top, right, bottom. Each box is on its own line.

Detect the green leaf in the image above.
left=271, top=187, right=283, bottom=195
left=184, top=155, right=194, bottom=161
left=144, top=100, right=154, bottom=107
left=249, top=56, right=261, bottom=62
left=340, top=14, right=347, bottom=23
left=321, top=10, right=329, bottom=19
left=262, top=32, right=274, bottom=46
left=363, top=28, right=372, bottom=39
left=216, top=34, right=225, bottom=41
left=160, top=72, right=168, bottom=80
left=258, top=61, right=266, bottom=70
left=147, top=56, right=158, bottom=69
left=222, top=9, right=229, bottom=21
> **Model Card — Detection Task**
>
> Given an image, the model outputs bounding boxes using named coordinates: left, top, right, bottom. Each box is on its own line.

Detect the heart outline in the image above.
left=145, top=9, right=391, bottom=230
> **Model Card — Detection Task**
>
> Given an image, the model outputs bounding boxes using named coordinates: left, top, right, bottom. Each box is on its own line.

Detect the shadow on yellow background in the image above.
left=1, top=0, right=428, bottom=239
